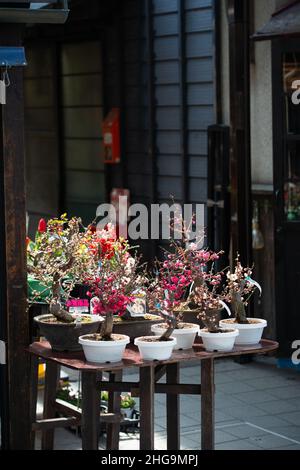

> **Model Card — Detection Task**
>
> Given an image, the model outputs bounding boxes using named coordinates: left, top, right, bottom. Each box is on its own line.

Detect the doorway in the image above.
left=272, top=39, right=300, bottom=356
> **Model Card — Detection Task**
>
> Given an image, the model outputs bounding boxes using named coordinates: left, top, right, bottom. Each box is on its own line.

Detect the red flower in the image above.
left=88, top=224, right=96, bottom=234
left=26, top=237, right=31, bottom=248
left=38, top=218, right=47, bottom=233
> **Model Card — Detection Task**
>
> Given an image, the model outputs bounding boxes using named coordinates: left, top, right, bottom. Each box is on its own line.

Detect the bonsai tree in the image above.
left=189, top=280, right=226, bottom=333
left=147, top=214, right=222, bottom=340
left=84, top=224, right=146, bottom=341
left=223, top=256, right=262, bottom=324
left=27, top=215, right=91, bottom=323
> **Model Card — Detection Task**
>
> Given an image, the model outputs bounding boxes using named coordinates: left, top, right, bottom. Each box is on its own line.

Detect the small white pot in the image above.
left=199, top=329, right=239, bottom=352
left=220, top=319, right=267, bottom=345
left=134, top=336, right=177, bottom=361
left=151, top=323, right=200, bottom=350
left=79, top=334, right=130, bottom=364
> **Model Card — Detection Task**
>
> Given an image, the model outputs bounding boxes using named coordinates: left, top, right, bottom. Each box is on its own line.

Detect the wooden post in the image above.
left=81, top=371, right=101, bottom=450
left=106, top=371, right=122, bottom=450
left=140, top=366, right=154, bottom=450
left=166, top=363, right=180, bottom=450
left=201, top=358, right=215, bottom=450
left=41, top=362, right=59, bottom=450
left=228, top=0, right=252, bottom=266
left=0, top=24, right=31, bottom=449
left=29, top=355, right=39, bottom=449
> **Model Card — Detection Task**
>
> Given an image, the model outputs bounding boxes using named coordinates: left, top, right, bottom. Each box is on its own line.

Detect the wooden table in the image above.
left=28, top=339, right=278, bottom=451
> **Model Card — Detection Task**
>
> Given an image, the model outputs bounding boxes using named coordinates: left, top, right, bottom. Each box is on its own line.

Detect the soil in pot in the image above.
left=151, top=322, right=200, bottom=350
left=34, top=314, right=103, bottom=352
left=221, top=319, right=262, bottom=325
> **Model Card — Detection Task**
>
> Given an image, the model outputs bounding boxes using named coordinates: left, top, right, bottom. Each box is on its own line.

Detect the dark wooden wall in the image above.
left=107, top=0, right=216, bottom=258
left=0, top=25, right=31, bottom=449
left=24, top=0, right=217, bottom=259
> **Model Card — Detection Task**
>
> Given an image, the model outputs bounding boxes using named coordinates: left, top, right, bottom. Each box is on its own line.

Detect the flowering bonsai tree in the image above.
left=27, top=215, right=91, bottom=323
left=84, top=224, right=146, bottom=341
left=189, top=273, right=227, bottom=333
left=148, top=214, right=222, bottom=340
left=222, top=256, right=262, bottom=324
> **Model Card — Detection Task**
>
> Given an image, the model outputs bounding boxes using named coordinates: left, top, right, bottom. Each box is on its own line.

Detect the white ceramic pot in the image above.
left=121, top=407, right=134, bottom=419
left=219, top=319, right=267, bottom=345
left=79, top=334, right=130, bottom=364
left=134, top=336, right=177, bottom=361
left=199, top=329, right=239, bottom=352
left=151, top=323, right=200, bottom=350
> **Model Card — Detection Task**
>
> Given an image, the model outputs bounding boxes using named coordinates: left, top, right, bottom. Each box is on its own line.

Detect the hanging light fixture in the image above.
left=252, top=201, right=265, bottom=251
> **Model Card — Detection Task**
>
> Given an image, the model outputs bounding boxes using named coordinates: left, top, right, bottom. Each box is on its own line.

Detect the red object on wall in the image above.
left=110, top=188, right=130, bottom=239
left=102, top=108, right=121, bottom=164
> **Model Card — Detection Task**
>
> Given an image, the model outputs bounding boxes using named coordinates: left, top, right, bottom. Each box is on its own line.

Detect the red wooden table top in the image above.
left=27, top=339, right=279, bottom=373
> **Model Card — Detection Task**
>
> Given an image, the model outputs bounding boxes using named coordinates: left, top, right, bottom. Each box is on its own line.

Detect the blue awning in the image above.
left=0, top=47, right=27, bottom=67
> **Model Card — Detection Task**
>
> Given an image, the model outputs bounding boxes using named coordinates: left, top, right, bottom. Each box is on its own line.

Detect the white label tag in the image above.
left=127, top=294, right=147, bottom=318
left=69, top=306, right=89, bottom=314
left=0, top=340, right=6, bottom=365
left=0, top=80, right=6, bottom=105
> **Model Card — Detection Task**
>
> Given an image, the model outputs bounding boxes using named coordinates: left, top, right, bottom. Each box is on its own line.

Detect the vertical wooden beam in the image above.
left=201, top=358, right=215, bottom=450
left=146, top=0, right=158, bottom=259
left=106, top=370, right=122, bottom=450
left=166, top=363, right=180, bottom=450
left=228, top=0, right=252, bottom=266
left=0, top=24, right=31, bottom=450
left=29, top=355, right=39, bottom=450
left=140, top=366, right=154, bottom=450
left=81, top=371, right=101, bottom=450
left=213, top=0, right=223, bottom=125
left=41, top=361, right=59, bottom=450
left=178, top=0, right=188, bottom=205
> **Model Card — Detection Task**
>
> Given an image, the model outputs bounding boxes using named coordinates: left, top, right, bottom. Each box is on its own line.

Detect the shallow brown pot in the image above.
left=112, top=316, right=164, bottom=342
left=34, top=314, right=103, bottom=352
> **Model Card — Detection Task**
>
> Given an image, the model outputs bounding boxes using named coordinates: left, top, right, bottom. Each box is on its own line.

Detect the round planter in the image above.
left=151, top=323, right=200, bottom=350
left=199, top=328, right=239, bottom=352
left=79, top=334, right=130, bottom=364
left=34, top=314, right=103, bottom=352
left=134, top=336, right=177, bottom=361
left=112, top=315, right=164, bottom=342
left=219, top=318, right=267, bottom=345
left=121, top=407, right=134, bottom=419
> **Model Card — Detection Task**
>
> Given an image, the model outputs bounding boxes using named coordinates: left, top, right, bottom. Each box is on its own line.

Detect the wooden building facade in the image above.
left=1, top=0, right=300, bottom=449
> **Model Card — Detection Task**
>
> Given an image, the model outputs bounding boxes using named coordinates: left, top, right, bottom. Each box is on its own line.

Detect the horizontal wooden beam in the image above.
left=55, top=399, right=123, bottom=424
left=32, top=417, right=79, bottom=432
left=97, top=382, right=202, bottom=396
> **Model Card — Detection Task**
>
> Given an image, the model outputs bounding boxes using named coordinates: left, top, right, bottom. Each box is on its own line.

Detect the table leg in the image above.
left=166, top=363, right=180, bottom=450
left=201, top=358, right=215, bottom=450
left=29, top=355, right=39, bottom=449
left=41, top=361, right=59, bottom=450
left=106, top=371, right=122, bottom=450
left=140, top=366, right=154, bottom=450
left=81, top=371, right=101, bottom=450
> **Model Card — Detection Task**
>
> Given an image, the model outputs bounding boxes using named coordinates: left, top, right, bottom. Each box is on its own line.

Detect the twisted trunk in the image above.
left=100, top=313, right=114, bottom=340
left=199, top=309, right=222, bottom=333
left=231, top=291, right=249, bottom=324
left=159, top=313, right=177, bottom=341
left=50, top=276, right=74, bottom=323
